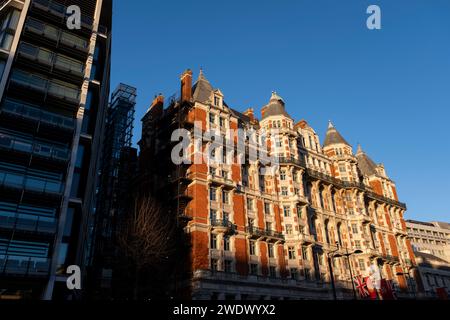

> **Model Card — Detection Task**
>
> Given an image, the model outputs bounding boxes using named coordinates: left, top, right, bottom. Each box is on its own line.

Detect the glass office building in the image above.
left=0, top=0, right=112, bottom=299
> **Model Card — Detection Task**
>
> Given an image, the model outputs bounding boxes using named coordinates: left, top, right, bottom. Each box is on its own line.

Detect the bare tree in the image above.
left=118, top=195, right=176, bottom=299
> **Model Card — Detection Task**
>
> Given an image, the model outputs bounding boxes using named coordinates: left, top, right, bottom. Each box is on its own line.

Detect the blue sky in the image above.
left=110, top=0, right=450, bottom=222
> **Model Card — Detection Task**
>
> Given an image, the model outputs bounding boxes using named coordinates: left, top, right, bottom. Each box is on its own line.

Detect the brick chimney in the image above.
left=261, top=106, right=268, bottom=119
left=243, top=108, right=255, bottom=122
left=149, top=94, right=164, bottom=118
left=180, top=69, right=193, bottom=102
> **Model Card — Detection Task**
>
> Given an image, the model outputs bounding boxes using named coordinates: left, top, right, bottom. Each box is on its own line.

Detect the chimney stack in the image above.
left=180, top=69, right=193, bottom=102
left=243, top=108, right=255, bottom=122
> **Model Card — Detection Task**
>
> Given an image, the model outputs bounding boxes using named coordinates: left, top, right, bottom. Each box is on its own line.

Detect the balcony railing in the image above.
left=0, top=171, right=64, bottom=195
left=24, top=17, right=89, bottom=53
left=246, top=226, right=284, bottom=241
left=278, top=156, right=306, bottom=168
left=1, top=99, right=75, bottom=131
left=0, top=215, right=57, bottom=234
left=0, top=132, right=70, bottom=162
left=210, top=219, right=236, bottom=233
left=0, top=255, right=50, bottom=276
left=10, top=69, right=81, bottom=105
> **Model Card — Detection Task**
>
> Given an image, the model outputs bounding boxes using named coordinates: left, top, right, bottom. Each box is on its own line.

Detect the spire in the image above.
left=323, top=122, right=351, bottom=147
left=356, top=143, right=363, bottom=155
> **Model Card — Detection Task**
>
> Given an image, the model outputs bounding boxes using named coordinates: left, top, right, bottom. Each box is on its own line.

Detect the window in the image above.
left=290, top=268, right=298, bottom=280
left=339, top=164, right=346, bottom=172
left=268, top=243, right=274, bottom=258
left=355, top=240, right=361, bottom=249
left=210, top=209, right=217, bottom=222
left=211, top=258, right=218, bottom=271
left=209, top=167, right=216, bottom=176
left=249, top=240, right=256, bottom=255
left=288, top=246, right=296, bottom=260
left=210, top=187, right=217, bottom=201
left=214, top=96, right=221, bottom=106
left=269, top=266, right=277, bottom=278
left=358, top=259, right=365, bottom=270
left=281, top=187, right=288, bottom=196
left=223, top=212, right=229, bottom=222
left=210, top=234, right=217, bottom=249
left=224, top=260, right=232, bottom=273
left=250, top=263, right=258, bottom=275
left=352, top=224, right=358, bottom=234
left=266, top=221, right=272, bottom=231
left=302, top=246, right=308, bottom=261
left=219, top=117, right=225, bottom=128
left=248, top=218, right=254, bottom=228
left=209, top=113, right=215, bottom=124
left=280, top=170, right=286, bottom=181
left=222, top=190, right=229, bottom=204
left=286, top=224, right=293, bottom=235
left=246, top=197, right=253, bottom=210
left=283, top=206, right=291, bottom=217
left=264, top=202, right=271, bottom=215
left=224, top=236, right=230, bottom=251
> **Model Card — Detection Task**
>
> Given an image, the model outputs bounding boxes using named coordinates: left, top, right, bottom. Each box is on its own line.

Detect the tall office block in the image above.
left=0, top=0, right=112, bottom=299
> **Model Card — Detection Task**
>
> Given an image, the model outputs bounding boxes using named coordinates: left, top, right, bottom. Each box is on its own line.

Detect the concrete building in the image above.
left=406, top=220, right=450, bottom=262
left=139, top=69, right=422, bottom=300
left=0, top=0, right=112, bottom=299
left=406, top=220, right=450, bottom=298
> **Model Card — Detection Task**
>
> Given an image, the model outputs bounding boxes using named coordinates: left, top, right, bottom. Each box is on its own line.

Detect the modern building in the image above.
left=88, top=83, right=137, bottom=298
left=139, top=69, right=422, bottom=300
left=406, top=220, right=450, bottom=298
left=0, top=0, right=112, bottom=300
left=406, top=220, right=450, bottom=262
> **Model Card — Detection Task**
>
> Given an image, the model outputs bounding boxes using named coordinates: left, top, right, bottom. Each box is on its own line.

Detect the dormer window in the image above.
left=214, top=96, right=221, bottom=107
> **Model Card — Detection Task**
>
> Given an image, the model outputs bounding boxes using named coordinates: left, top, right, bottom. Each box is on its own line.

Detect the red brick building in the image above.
left=138, top=69, right=422, bottom=300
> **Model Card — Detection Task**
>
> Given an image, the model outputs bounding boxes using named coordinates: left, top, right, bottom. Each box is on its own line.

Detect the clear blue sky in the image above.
left=110, top=0, right=450, bottom=222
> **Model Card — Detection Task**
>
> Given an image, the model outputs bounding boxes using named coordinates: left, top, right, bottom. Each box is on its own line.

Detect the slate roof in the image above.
left=323, top=122, right=351, bottom=147
left=356, top=144, right=379, bottom=176
left=261, top=92, right=291, bottom=119
left=192, top=70, right=214, bottom=103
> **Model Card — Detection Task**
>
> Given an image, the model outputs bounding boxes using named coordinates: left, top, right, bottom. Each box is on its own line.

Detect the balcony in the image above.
left=0, top=255, right=50, bottom=277
left=211, top=219, right=236, bottom=235
left=278, top=156, right=306, bottom=168
left=0, top=132, right=70, bottom=164
left=0, top=214, right=57, bottom=235
left=365, top=190, right=407, bottom=210
left=207, top=174, right=236, bottom=190
left=382, top=254, right=401, bottom=265
left=246, top=226, right=284, bottom=242
left=31, top=0, right=94, bottom=32
left=0, top=171, right=64, bottom=199
left=17, top=42, right=85, bottom=82
left=9, top=69, right=81, bottom=108
left=24, top=17, right=89, bottom=57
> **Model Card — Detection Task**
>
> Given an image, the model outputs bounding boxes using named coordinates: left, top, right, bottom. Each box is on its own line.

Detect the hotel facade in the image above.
left=139, top=69, right=422, bottom=300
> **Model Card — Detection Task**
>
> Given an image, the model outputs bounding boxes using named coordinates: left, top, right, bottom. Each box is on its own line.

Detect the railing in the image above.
left=0, top=215, right=57, bottom=234
left=10, top=69, right=81, bottom=104
left=278, top=156, right=306, bottom=168
left=305, top=167, right=407, bottom=209
left=1, top=99, right=75, bottom=131
left=32, top=0, right=95, bottom=31
left=0, top=171, right=64, bottom=195
left=246, top=226, right=284, bottom=240
left=0, top=255, right=50, bottom=276
left=211, top=219, right=236, bottom=233
left=25, top=17, right=89, bottom=52
left=0, top=132, right=70, bottom=162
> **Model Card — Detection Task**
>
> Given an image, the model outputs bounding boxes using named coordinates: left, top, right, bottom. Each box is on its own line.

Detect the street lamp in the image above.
left=334, top=248, right=363, bottom=300
left=396, top=267, right=416, bottom=299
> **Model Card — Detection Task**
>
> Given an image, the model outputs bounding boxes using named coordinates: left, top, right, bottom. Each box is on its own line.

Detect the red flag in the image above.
left=380, top=279, right=397, bottom=300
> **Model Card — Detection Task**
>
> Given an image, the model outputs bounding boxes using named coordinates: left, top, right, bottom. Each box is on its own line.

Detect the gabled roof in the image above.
left=323, top=121, right=351, bottom=147
left=356, top=144, right=378, bottom=176
left=192, top=69, right=214, bottom=103
left=261, top=91, right=290, bottom=119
